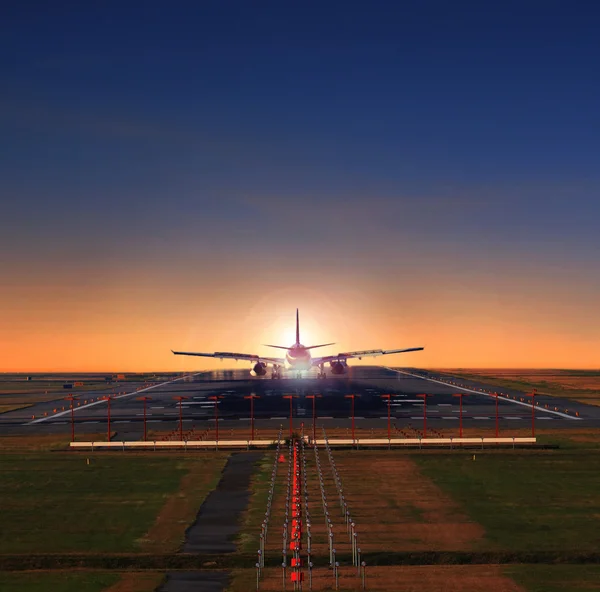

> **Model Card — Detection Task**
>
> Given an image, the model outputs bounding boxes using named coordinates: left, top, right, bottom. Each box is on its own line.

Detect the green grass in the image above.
left=0, top=454, right=193, bottom=553
left=0, top=572, right=119, bottom=592
left=413, top=450, right=600, bottom=552
left=505, top=565, right=600, bottom=591
left=237, top=453, right=273, bottom=553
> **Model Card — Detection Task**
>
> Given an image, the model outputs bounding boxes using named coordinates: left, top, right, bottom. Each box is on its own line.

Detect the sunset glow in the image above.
left=1, top=5, right=599, bottom=372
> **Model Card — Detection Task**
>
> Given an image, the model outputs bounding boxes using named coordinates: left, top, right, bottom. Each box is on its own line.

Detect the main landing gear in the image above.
left=271, top=365, right=282, bottom=380
left=317, top=365, right=327, bottom=379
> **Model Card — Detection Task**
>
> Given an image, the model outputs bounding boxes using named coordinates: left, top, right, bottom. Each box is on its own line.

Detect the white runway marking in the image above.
left=385, top=368, right=580, bottom=420
left=151, top=406, right=165, bottom=409
left=473, top=416, right=490, bottom=420
left=442, top=417, right=459, bottom=420
left=506, top=416, right=522, bottom=420
left=27, top=373, right=207, bottom=425
left=437, top=403, right=452, bottom=406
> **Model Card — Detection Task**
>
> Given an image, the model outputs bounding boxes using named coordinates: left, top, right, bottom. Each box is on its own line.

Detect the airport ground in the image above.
left=1, top=366, right=600, bottom=591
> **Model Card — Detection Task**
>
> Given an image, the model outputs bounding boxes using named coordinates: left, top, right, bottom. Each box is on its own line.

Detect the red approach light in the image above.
left=278, top=454, right=286, bottom=463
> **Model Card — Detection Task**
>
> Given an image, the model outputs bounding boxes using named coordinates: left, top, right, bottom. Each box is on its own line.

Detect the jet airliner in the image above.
left=172, top=309, right=423, bottom=379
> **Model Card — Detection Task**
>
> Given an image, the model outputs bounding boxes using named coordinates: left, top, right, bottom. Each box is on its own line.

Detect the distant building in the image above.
left=74, top=381, right=84, bottom=387
left=115, top=374, right=126, bottom=380
left=63, top=383, right=73, bottom=389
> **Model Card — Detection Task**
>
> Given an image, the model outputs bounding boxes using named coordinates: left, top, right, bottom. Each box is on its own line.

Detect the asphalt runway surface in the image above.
left=182, top=452, right=262, bottom=553
left=3, top=366, right=599, bottom=438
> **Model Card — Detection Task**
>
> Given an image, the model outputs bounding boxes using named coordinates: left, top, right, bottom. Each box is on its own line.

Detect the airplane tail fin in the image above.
left=296, top=308, right=300, bottom=345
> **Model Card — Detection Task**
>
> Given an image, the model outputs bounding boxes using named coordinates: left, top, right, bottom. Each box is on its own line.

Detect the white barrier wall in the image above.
left=69, top=436, right=537, bottom=450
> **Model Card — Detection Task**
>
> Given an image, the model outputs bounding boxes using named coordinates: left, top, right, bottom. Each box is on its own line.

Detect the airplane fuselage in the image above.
left=285, top=344, right=312, bottom=371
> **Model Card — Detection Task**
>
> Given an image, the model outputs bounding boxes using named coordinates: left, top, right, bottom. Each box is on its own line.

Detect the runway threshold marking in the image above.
left=27, top=372, right=207, bottom=425
left=385, top=368, right=580, bottom=420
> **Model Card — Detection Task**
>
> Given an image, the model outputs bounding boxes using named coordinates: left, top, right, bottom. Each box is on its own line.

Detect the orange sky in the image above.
left=2, top=263, right=599, bottom=371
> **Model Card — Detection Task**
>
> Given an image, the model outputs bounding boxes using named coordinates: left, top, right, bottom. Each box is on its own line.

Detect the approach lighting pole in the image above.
left=209, top=395, right=224, bottom=443
left=492, top=392, right=501, bottom=437
left=282, top=395, right=296, bottom=438
left=380, top=394, right=392, bottom=440
left=452, top=393, right=468, bottom=438
left=527, top=388, right=537, bottom=437
left=103, top=394, right=115, bottom=441
left=64, top=394, right=78, bottom=442
left=173, top=396, right=189, bottom=441
left=345, top=394, right=360, bottom=443
left=244, top=394, right=260, bottom=441
left=416, top=394, right=432, bottom=438
left=306, top=394, right=322, bottom=443
left=137, top=396, right=152, bottom=441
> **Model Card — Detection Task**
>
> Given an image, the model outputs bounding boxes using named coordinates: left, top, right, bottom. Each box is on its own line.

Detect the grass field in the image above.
left=0, top=453, right=227, bottom=554
left=229, top=565, right=600, bottom=591
left=413, top=449, right=600, bottom=552
left=442, top=369, right=600, bottom=406
left=505, top=565, right=600, bottom=592
left=0, top=571, right=165, bottom=592
left=0, top=572, right=119, bottom=592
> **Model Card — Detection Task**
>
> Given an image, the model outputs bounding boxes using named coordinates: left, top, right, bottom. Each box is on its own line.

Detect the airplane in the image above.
left=172, top=309, right=424, bottom=379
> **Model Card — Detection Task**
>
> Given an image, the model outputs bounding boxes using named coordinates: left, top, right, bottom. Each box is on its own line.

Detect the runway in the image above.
left=3, top=366, right=599, bottom=439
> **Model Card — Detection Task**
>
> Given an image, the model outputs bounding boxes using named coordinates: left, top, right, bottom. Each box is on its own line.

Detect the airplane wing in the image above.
left=312, top=347, right=424, bottom=365
left=171, top=350, right=286, bottom=365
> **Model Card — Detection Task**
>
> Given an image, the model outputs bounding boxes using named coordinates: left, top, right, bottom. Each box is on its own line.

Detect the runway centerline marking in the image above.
left=385, top=368, right=580, bottom=420
left=27, top=372, right=207, bottom=425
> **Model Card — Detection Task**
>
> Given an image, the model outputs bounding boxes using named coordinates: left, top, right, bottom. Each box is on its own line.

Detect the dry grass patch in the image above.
left=333, top=452, right=484, bottom=552
left=104, top=572, right=165, bottom=592
left=443, top=369, right=600, bottom=407
left=229, top=565, right=523, bottom=591
left=0, top=433, right=109, bottom=451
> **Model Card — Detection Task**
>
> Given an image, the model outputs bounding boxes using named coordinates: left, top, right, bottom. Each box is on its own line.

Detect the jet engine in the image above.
left=251, top=362, right=267, bottom=376
left=329, top=361, right=347, bottom=375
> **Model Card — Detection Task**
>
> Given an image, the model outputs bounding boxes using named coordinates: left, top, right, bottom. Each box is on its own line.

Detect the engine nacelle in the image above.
left=251, top=362, right=267, bottom=376
left=329, top=361, right=347, bottom=375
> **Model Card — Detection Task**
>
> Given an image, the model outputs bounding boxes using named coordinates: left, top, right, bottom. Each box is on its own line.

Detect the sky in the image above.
left=1, top=1, right=599, bottom=371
